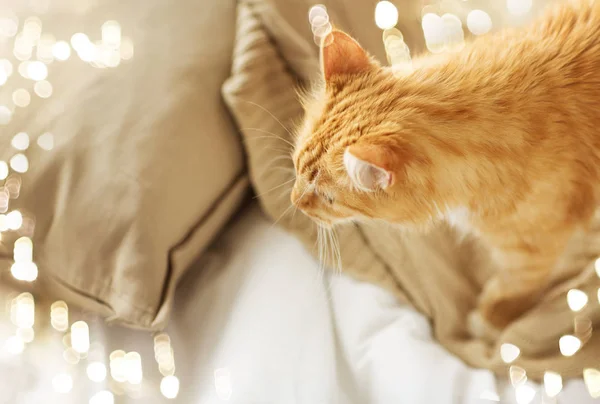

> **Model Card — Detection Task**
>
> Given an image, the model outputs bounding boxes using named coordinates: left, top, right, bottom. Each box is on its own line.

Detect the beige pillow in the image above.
left=0, top=0, right=247, bottom=329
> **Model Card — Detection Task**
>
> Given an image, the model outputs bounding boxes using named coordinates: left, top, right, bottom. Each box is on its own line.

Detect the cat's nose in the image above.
left=290, top=187, right=301, bottom=207
left=291, top=187, right=309, bottom=210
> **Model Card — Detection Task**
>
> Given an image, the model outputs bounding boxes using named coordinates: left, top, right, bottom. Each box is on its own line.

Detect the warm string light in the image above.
left=421, top=11, right=465, bottom=54
left=51, top=300, right=69, bottom=331
left=373, top=1, right=413, bottom=75
left=0, top=11, right=149, bottom=402
left=154, top=332, right=180, bottom=399
left=308, top=5, right=333, bottom=47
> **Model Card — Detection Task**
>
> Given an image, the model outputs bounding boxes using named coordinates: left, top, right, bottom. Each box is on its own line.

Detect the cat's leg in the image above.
left=470, top=225, right=575, bottom=338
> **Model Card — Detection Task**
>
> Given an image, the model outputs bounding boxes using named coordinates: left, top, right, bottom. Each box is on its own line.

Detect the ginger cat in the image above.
left=290, top=0, right=600, bottom=336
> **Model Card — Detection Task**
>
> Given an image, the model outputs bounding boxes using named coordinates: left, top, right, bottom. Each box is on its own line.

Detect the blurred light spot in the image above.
left=0, top=106, right=12, bottom=124
left=51, top=301, right=69, bottom=332
left=544, top=371, right=562, bottom=398
left=124, top=352, right=143, bottom=384
left=0, top=12, right=18, bottom=37
left=71, top=321, right=90, bottom=354
left=23, top=17, right=42, bottom=42
left=11, top=132, right=30, bottom=150
left=584, top=368, right=600, bottom=399
left=101, top=20, right=121, bottom=48
left=87, top=362, right=107, bottom=383
left=120, top=37, right=134, bottom=60
left=0, top=59, right=13, bottom=77
left=559, top=335, right=581, bottom=356
left=160, top=375, right=180, bottom=399
left=12, top=293, right=34, bottom=329
left=14, top=236, right=33, bottom=262
left=0, top=188, right=8, bottom=214
left=53, top=41, right=71, bottom=61
left=18, top=61, right=31, bottom=78
left=10, top=153, right=29, bottom=173
left=308, top=5, right=327, bottom=26
left=37, top=132, right=54, bottom=150
left=27, top=61, right=48, bottom=81
left=510, top=365, right=527, bottom=387
left=13, top=89, right=31, bottom=108
left=11, top=262, right=38, bottom=282
left=5, top=174, right=21, bottom=199
left=109, top=350, right=127, bottom=382
left=13, top=34, right=34, bottom=61
left=71, top=33, right=90, bottom=51
left=6, top=210, right=23, bottom=229
left=37, top=33, right=55, bottom=63
left=34, top=80, right=52, bottom=98
left=77, top=41, right=97, bottom=62
left=500, top=343, right=520, bottom=364
left=467, top=10, right=492, bottom=36
left=375, top=1, right=399, bottom=30
left=567, top=289, right=588, bottom=312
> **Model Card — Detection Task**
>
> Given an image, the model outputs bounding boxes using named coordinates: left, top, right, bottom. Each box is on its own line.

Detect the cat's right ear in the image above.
left=321, top=30, right=373, bottom=81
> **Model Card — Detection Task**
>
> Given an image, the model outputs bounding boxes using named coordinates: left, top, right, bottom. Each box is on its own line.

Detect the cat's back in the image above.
left=486, top=0, right=600, bottom=85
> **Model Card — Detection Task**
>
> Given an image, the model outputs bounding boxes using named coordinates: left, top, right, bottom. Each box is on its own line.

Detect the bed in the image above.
left=1, top=203, right=595, bottom=404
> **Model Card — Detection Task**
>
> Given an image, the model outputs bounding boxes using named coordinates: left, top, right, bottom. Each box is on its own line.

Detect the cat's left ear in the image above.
left=343, top=144, right=394, bottom=192
left=321, top=30, right=373, bottom=81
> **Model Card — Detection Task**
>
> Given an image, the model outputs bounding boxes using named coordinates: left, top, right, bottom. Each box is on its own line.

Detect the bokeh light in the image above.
left=467, top=10, right=492, bottom=36
left=375, top=1, right=399, bottom=30
left=71, top=321, right=90, bottom=354
left=160, top=375, right=180, bottom=399
left=10, top=153, right=29, bottom=173
left=544, top=371, right=563, bottom=398
left=11, top=132, right=30, bottom=150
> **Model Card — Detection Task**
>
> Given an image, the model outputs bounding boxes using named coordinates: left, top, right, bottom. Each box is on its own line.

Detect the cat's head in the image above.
left=291, top=30, right=433, bottom=228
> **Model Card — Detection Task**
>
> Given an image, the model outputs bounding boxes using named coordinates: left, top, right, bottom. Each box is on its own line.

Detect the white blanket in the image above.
left=0, top=203, right=594, bottom=404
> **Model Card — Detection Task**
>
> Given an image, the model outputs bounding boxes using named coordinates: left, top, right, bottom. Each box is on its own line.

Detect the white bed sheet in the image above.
left=0, top=203, right=595, bottom=404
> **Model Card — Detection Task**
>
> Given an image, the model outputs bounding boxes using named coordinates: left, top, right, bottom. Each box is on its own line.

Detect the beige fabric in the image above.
left=0, top=0, right=247, bottom=330
left=223, top=0, right=600, bottom=380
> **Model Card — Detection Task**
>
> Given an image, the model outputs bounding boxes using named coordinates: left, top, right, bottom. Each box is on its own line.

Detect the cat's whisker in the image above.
left=253, top=178, right=295, bottom=200
left=259, top=154, right=294, bottom=172
left=257, top=167, right=295, bottom=182
left=243, top=128, right=296, bottom=149
left=329, top=227, right=343, bottom=275
left=270, top=202, right=297, bottom=229
left=240, top=100, right=295, bottom=139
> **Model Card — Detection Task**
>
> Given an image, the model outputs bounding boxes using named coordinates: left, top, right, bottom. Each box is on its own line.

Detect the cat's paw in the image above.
left=468, top=310, right=501, bottom=342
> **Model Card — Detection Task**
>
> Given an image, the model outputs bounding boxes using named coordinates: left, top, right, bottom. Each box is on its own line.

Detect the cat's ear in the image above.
left=321, top=30, right=372, bottom=81
left=343, top=145, right=393, bottom=192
